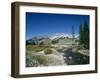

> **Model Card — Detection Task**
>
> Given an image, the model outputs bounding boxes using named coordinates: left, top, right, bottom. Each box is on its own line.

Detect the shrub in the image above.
left=44, top=48, right=52, bottom=55
left=32, top=55, right=46, bottom=64
left=26, top=45, right=45, bottom=52
left=51, top=39, right=58, bottom=44
left=76, top=44, right=85, bottom=50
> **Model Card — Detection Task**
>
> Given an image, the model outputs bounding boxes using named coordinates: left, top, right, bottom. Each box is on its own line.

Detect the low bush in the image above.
left=76, top=44, right=85, bottom=50
left=44, top=48, right=53, bottom=55
left=26, top=45, right=46, bottom=52
left=32, top=55, right=46, bottom=64
left=26, top=45, right=54, bottom=52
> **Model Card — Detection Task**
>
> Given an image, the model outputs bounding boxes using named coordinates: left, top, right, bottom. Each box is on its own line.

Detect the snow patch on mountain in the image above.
left=28, top=33, right=79, bottom=41
left=50, top=33, right=72, bottom=40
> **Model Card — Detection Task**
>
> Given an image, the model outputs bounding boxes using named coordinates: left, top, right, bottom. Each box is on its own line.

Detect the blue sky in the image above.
left=26, top=12, right=89, bottom=40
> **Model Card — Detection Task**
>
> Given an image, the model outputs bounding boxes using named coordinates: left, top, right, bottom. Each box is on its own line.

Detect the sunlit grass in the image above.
left=32, top=55, right=46, bottom=65
left=44, top=48, right=53, bottom=55
left=26, top=45, right=54, bottom=52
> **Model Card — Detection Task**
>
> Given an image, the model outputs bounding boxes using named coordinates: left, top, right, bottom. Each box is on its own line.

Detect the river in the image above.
left=63, top=48, right=89, bottom=65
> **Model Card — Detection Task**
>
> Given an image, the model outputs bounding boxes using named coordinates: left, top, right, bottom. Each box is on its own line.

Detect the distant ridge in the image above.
left=27, top=33, right=79, bottom=41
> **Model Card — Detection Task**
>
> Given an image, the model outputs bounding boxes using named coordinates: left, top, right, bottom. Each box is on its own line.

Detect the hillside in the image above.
left=26, top=33, right=89, bottom=67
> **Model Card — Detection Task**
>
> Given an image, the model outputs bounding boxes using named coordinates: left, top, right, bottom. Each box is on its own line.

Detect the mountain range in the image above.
left=27, top=33, right=79, bottom=41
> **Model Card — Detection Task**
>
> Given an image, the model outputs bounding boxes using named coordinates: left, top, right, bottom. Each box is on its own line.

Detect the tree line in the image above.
left=79, top=20, right=89, bottom=49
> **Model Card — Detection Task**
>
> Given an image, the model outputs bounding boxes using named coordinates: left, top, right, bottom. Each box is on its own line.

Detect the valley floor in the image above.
left=26, top=45, right=89, bottom=67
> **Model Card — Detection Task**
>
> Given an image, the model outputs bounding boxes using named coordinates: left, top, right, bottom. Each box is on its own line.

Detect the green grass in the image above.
left=55, top=38, right=72, bottom=45
left=26, top=45, right=53, bottom=52
left=32, top=55, right=46, bottom=64
left=44, top=48, right=53, bottom=55
left=75, top=44, right=85, bottom=51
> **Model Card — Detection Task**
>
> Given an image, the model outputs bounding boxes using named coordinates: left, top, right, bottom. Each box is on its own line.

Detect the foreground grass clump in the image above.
left=32, top=55, right=46, bottom=65
left=76, top=44, right=85, bottom=51
left=26, top=45, right=54, bottom=52
left=26, top=45, right=50, bottom=52
left=44, top=48, right=53, bottom=55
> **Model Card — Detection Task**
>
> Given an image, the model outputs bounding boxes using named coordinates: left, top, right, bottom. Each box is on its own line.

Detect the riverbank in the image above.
left=26, top=45, right=89, bottom=67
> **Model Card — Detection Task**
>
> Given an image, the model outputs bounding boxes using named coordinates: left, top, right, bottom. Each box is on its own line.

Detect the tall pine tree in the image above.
left=72, top=26, right=75, bottom=45
left=79, top=22, right=83, bottom=44
left=79, top=20, right=89, bottom=49
left=83, top=20, right=89, bottom=49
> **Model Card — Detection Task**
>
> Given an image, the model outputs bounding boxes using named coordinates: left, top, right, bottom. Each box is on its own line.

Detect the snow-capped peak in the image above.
left=50, top=33, right=72, bottom=40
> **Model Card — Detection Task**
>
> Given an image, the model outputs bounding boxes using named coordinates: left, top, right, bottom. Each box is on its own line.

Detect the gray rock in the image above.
left=26, top=57, right=40, bottom=67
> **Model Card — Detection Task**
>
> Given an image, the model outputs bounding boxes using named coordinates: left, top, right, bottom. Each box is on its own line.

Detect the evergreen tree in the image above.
left=79, top=20, right=89, bottom=49
left=72, top=26, right=75, bottom=45
left=83, top=20, right=89, bottom=49
left=79, top=22, right=83, bottom=44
